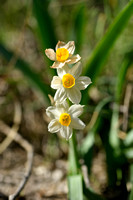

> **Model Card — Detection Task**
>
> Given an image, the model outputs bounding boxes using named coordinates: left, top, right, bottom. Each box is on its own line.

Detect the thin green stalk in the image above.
left=68, top=134, right=84, bottom=200
left=115, top=57, right=131, bottom=103
left=68, top=133, right=79, bottom=175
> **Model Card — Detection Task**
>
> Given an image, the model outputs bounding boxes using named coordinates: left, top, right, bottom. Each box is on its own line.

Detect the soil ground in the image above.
left=0, top=149, right=68, bottom=200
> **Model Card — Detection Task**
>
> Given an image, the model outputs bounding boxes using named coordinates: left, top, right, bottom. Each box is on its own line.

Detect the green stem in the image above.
left=129, top=164, right=133, bottom=200
left=68, top=133, right=79, bottom=175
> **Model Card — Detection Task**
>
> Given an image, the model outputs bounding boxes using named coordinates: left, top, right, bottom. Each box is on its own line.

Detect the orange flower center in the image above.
left=56, top=48, right=69, bottom=62
left=59, top=113, right=71, bottom=126
left=62, top=73, right=75, bottom=88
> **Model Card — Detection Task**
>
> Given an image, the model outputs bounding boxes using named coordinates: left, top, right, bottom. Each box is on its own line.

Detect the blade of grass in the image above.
left=105, top=55, right=132, bottom=186
left=68, top=174, right=83, bottom=200
left=83, top=180, right=106, bottom=200
left=32, top=0, right=57, bottom=50
left=69, top=133, right=79, bottom=175
left=123, top=129, right=133, bottom=148
left=109, top=52, right=133, bottom=156
left=109, top=104, right=120, bottom=153
left=80, top=97, right=112, bottom=173
left=80, top=129, right=95, bottom=174
left=82, top=1, right=133, bottom=103
left=83, top=188, right=106, bottom=200
left=69, top=4, right=86, bottom=53
left=0, top=43, right=51, bottom=104
left=115, top=57, right=131, bottom=103
left=129, top=164, right=133, bottom=200
left=99, top=110, right=118, bottom=187
left=32, top=0, right=57, bottom=75
left=123, top=130, right=133, bottom=160
left=129, top=188, right=133, bottom=200
left=83, top=0, right=133, bottom=80
left=124, top=148, right=133, bottom=160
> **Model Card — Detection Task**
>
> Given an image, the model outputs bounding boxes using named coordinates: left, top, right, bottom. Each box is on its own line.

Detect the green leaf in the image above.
left=81, top=97, right=112, bottom=155
left=80, top=130, right=95, bottom=158
left=80, top=97, right=112, bottom=173
left=0, top=43, right=51, bottom=105
left=123, top=147, right=133, bottom=160
left=109, top=104, right=120, bottom=152
left=129, top=164, right=133, bottom=200
left=115, top=57, right=131, bottom=103
left=122, top=130, right=133, bottom=160
left=68, top=174, right=83, bottom=200
left=83, top=1, right=133, bottom=80
left=83, top=181, right=106, bottom=200
left=129, top=188, right=133, bottom=200
left=123, top=129, right=133, bottom=148
left=69, top=4, right=86, bottom=53
left=98, top=104, right=121, bottom=187
left=69, top=133, right=79, bottom=175
left=82, top=1, right=133, bottom=103
left=32, top=0, right=57, bottom=75
left=32, top=0, right=57, bottom=50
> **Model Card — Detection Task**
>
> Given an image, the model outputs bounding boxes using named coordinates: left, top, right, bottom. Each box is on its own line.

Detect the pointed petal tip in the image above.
left=51, top=61, right=66, bottom=69
left=50, top=64, right=57, bottom=69
left=45, top=49, right=48, bottom=54
left=45, top=48, right=56, bottom=61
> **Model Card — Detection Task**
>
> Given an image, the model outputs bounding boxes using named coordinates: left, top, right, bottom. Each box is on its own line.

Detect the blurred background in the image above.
left=0, top=0, right=133, bottom=199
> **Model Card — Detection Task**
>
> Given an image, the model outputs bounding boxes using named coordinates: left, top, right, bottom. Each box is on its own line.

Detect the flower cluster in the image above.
left=45, top=41, right=91, bottom=140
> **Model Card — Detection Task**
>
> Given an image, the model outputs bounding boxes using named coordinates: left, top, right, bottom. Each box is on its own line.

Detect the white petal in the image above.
left=45, top=49, right=56, bottom=61
left=51, top=61, right=65, bottom=69
left=64, top=41, right=75, bottom=55
left=56, top=41, right=75, bottom=54
left=68, top=104, right=84, bottom=118
left=70, top=118, right=85, bottom=130
left=56, top=101, right=69, bottom=112
left=51, top=76, right=62, bottom=89
left=66, top=54, right=81, bottom=65
left=68, top=62, right=82, bottom=79
left=46, top=106, right=60, bottom=119
left=48, top=119, right=60, bottom=133
left=76, top=77, right=92, bottom=90
left=54, top=87, right=67, bottom=103
left=56, top=41, right=66, bottom=51
left=57, top=64, right=69, bottom=78
left=60, top=126, right=73, bottom=140
left=67, top=87, right=81, bottom=104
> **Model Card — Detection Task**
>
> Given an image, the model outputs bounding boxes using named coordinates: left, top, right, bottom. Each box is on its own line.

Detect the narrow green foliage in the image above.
left=0, top=43, right=51, bottom=104
left=123, top=129, right=133, bottom=148
left=115, top=57, right=131, bottom=103
left=33, top=0, right=57, bottom=75
left=80, top=130, right=95, bottom=158
left=129, top=189, right=133, bottom=200
left=129, top=165, right=133, bottom=200
left=123, top=129, right=133, bottom=159
left=32, top=0, right=57, bottom=50
left=69, top=133, right=79, bottom=175
left=109, top=105, right=120, bottom=153
left=83, top=181, right=106, bottom=200
left=68, top=175, right=83, bottom=200
left=83, top=0, right=133, bottom=82
left=71, top=4, right=86, bottom=53
left=80, top=97, right=112, bottom=173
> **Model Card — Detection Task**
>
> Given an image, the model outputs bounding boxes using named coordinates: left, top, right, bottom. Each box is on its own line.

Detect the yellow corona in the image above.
left=59, top=113, right=71, bottom=126
left=56, top=48, right=69, bottom=62
left=62, top=73, right=75, bottom=88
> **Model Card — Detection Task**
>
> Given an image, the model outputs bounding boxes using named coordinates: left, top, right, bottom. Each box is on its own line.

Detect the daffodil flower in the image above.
left=45, top=41, right=81, bottom=68
left=46, top=101, right=85, bottom=140
left=51, top=62, right=92, bottom=104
